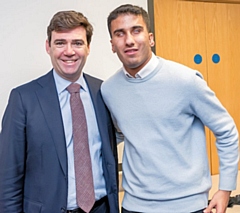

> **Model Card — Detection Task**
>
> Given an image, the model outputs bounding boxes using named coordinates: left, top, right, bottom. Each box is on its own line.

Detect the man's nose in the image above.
left=64, top=43, right=75, bottom=55
left=125, top=33, right=135, bottom=46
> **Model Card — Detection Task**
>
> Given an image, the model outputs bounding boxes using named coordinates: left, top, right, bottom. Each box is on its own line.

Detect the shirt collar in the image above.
left=123, top=52, right=159, bottom=79
left=53, top=70, right=87, bottom=95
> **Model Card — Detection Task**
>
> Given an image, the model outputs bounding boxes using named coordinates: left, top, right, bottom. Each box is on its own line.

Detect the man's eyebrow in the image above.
left=113, top=28, right=124, bottom=35
left=113, top=25, right=144, bottom=35
left=53, top=39, right=66, bottom=43
left=53, top=39, right=85, bottom=43
left=72, top=39, right=84, bottom=42
left=132, top=25, right=143, bottom=30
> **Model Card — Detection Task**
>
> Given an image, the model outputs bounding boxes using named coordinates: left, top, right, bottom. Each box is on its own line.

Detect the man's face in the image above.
left=110, top=14, right=154, bottom=77
left=46, top=26, right=90, bottom=82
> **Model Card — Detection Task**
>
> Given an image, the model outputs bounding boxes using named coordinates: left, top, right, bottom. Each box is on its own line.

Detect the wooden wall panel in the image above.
left=153, top=0, right=212, bottom=170
left=204, top=2, right=240, bottom=174
left=153, top=0, right=240, bottom=174
left=183, top=0, right=240, bottom=4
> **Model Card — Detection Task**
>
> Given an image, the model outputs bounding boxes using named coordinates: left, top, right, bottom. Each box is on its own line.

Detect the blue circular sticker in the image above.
left=194, top=54, right=202, bottom=64
left=212, top=54, right=220, bottom=63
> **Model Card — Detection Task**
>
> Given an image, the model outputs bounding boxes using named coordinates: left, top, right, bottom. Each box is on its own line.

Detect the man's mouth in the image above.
left=124, top=49, right=138, bottom=55
left=61, top=59, right=78, bottom=64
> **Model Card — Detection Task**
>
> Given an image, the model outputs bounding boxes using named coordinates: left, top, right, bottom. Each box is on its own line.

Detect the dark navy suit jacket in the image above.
left=0, top=70, right=119, bottom=213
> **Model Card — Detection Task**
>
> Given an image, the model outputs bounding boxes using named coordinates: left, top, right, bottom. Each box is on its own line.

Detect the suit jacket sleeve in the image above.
left=0, top=88, right=26, bottom=212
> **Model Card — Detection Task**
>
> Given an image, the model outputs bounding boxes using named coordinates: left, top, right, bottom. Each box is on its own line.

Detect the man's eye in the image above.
left=115, top=32, right=124, bottom=37
left=73, top=41, right=84, bottom=47
left=133, top=28, right=141, bottom=34
left=55, top=42, right=65, bottom=47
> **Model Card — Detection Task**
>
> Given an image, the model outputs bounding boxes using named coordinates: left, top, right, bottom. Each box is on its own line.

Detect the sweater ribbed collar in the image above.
left=123, top=52, right=159, bottom=79
left=123, top=55, right=164, bottom=83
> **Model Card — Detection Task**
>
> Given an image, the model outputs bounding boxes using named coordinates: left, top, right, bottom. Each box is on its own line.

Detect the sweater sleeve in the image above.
left=101, top=83, right=124, bottom=144
left=190, top=72, right=239, bottom=190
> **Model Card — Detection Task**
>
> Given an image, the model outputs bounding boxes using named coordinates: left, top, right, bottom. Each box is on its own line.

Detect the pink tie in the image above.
left=67, top=83, right=95, bottom=213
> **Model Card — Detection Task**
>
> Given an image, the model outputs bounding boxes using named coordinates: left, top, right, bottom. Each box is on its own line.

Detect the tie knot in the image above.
left=67, top=83, right=81, bottom=94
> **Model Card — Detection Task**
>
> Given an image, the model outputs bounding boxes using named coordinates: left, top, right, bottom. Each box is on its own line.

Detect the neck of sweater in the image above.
left=124, top=57, right=164, bottom=83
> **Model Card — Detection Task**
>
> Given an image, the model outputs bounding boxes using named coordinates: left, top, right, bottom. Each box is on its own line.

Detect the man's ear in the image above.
left=46, top=40, right=50, bottom=54
left=111, top=39, right=116, bottom=53
left=87, top=44, right=90, bottom=55
left=149, top=33, right=155, bottom=47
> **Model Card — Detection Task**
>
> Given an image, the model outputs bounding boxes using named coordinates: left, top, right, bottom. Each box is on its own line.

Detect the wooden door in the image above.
left=204, top=2, right=240, bottom=174
left=153, top=0, right=211, bottom=171
left=153, top=0, right=240, bottom=174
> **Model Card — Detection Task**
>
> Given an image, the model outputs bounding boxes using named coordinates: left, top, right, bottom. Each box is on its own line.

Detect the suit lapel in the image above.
left=84, top=74, right=106, bottom=136
left=84, top=74, right=114, bottom=152
left=35, top=71, right=67, bottom=176
left=84, top=74, right=118, bottom=189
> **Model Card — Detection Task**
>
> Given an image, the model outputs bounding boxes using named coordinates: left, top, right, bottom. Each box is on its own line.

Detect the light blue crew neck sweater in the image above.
left=101, top=56, right=239, bottom=213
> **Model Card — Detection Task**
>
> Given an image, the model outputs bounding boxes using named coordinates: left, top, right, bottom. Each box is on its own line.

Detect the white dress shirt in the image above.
left=53, top=70, right=106, bottom=210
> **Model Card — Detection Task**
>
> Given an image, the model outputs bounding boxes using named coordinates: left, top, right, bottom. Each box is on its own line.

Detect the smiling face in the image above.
left=46, top=26, right=90, bottom=82
left=110, top=14, right=154, bottom=77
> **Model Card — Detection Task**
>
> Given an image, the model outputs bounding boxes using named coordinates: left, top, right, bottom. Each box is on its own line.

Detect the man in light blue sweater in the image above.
left=101, top=4, right=239, bottom=213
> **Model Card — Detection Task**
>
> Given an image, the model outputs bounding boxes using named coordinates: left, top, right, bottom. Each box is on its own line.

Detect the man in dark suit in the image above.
left=0, top=10, right=119, bottom=213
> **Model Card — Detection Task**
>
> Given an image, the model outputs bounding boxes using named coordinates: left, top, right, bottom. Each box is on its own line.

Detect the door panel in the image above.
left=204, top=2, right=240, bottom=173
left=153, top=0, right=212, bottom=170
left=153, top=0, right=240, bottom=174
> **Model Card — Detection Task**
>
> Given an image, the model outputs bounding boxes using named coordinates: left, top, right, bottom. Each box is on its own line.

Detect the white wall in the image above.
left=0, top=0, right=147, bottom=162
left=0, top=0, right=147, bottom=121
